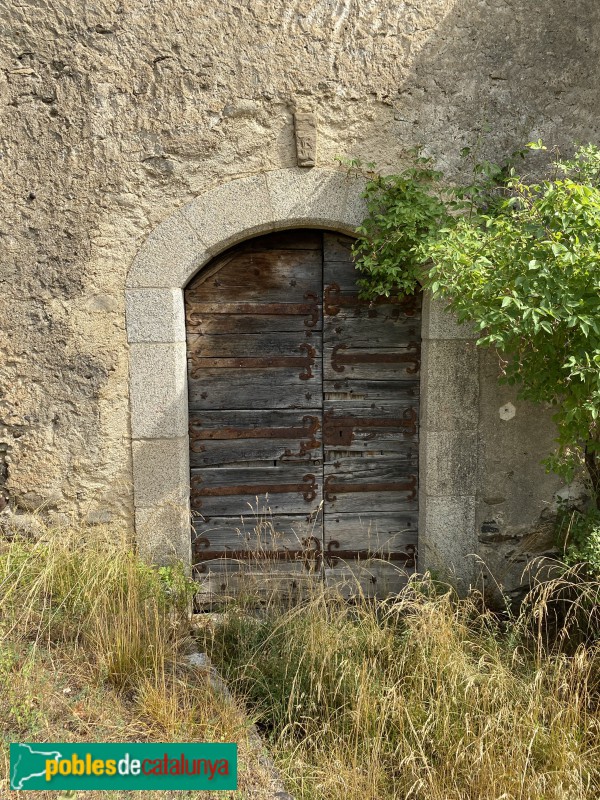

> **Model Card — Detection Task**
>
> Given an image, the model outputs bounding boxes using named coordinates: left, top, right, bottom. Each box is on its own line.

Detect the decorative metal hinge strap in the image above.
left=186, top=292, right=319, bottom=328
left=192, top=538, right=418, bottom=572
left=190, top=343, right=316, bottom=380
left=324, top=283, right=419, bottom=317
left=324, top=474, right=417, bottom=501
left=331, top=343, right=420, bottom=375
left=190, top=415, right=321, bottom=457
left=323, top=408, right=417, bottom=445
left=191, top=473, right=318, bottom=507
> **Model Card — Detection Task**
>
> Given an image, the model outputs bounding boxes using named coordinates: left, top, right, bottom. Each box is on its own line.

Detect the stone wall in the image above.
left=1, top=0, right=598, bottom=589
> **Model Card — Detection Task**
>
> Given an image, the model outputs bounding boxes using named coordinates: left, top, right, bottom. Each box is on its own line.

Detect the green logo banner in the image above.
left=10, top=742, right=237, bottom=791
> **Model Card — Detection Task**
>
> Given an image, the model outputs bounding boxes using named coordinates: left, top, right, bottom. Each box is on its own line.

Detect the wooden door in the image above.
left=185, top=230, right=420, bottom=599
left=321, top=234, right=419, bottom=595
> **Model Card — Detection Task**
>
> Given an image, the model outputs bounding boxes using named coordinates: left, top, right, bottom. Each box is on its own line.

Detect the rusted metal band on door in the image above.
left=192, top=537, right=417, bottom=574
left=189, top=342, right=316, bottom=379
left=186, top=297, right=319, bottom=327
left=324, top=474, right=417, bottom=501
left=191, top=473, right=319, bottom=506
left=324, top=283, right=420, bottom=317
left=330, top=342, right=420, bottom=375
left=323, top=407, right=417, bottom=446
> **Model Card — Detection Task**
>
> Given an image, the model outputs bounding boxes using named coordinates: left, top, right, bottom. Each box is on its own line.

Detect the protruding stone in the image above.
left=182, top=174, right=273, bottom=255
left=266, top=168, right=350, bottom=230
left=127, top=210, right=208, bottom=288
left=424, top=430, right=478, bottom=496
left=421, top=340, right=479, bottom=431
left=294, top=111, right=317, bottom=167
left=135, top=504, right=191, bottom=565
left=422, top=295, right=477, bottom=341
left=419, top=495, right=477, bottom=591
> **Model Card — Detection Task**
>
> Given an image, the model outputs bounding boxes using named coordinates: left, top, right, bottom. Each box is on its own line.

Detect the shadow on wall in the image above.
left=387, top=0, right=600, bottom=174
left=355, top=0, right=600, bottom=591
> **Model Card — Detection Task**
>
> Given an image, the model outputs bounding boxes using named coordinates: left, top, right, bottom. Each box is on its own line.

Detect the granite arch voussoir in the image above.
left=127, top=168, right=368, bottom=291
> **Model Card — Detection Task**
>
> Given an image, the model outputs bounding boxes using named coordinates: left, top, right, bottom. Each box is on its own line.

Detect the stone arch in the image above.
left=125, top=167, right=480, bottom=588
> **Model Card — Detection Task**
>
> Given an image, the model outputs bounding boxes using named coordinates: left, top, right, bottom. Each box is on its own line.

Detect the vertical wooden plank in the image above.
left=322, top=232, right=421, bottom=595
left=185, top=232, right=325, bottom=592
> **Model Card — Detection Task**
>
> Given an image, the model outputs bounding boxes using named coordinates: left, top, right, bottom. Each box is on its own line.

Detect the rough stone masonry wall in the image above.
left=1, top=0, right=599, bottom=587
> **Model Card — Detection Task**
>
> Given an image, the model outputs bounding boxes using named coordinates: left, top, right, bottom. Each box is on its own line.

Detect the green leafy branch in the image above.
left=350, top=143, right=600, bottom=506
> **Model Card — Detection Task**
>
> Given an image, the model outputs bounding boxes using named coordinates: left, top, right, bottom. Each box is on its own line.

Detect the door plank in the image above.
left=324, top=312, right=419, bottom=347
left=322, top=403, right=418, bottom=453
left=323, top=232, right=354, bottom=261
left=324, top=512, right=417, bottom=551
left=188, top=364, right=323, bottom=410
left=187, top=331, right=321, bottom=358
left=324, top=343, right=420, bottom=381
left=324, top=379, right=419, bottom=403
left=186, top=309, right=323, bottom=336
left=195, top=567, right=323, bottom=604
left=324, top=561, right=416, bottom=598
left=323, top=461, right=418, bottom=513
left=189, top=409, right=323, bottom=466
left=192, top=513, right=323, bottom=553
left=245, top=229, right=323, bottom=251
left=190, top=464, right=323, bottom=517
left=187, top=250, right=322, bottom=303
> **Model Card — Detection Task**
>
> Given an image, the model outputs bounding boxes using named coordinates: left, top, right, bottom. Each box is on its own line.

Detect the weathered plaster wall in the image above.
left=475, top=351, right=574, bottom=599
left=1, top=0, right=599, bottom=587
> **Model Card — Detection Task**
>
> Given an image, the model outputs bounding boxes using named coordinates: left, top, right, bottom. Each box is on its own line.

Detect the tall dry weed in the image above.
left=206, top=571, right=600, bottom=800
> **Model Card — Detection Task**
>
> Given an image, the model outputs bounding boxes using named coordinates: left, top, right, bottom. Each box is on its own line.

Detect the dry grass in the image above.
left=203, top=569, right=600, bottom=800
left=2, top=517, right=599, bottom=800
left=0, top=522, right=277, bottom=800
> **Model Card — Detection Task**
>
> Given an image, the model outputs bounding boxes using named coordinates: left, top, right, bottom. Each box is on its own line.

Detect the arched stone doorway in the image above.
left=186, top=228, right=421, bottom=597
left=125, top=167, right=480, bottom=591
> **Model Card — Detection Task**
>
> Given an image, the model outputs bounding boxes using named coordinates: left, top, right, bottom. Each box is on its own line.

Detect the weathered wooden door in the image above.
left=185, top=230, right=420, bottom=598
